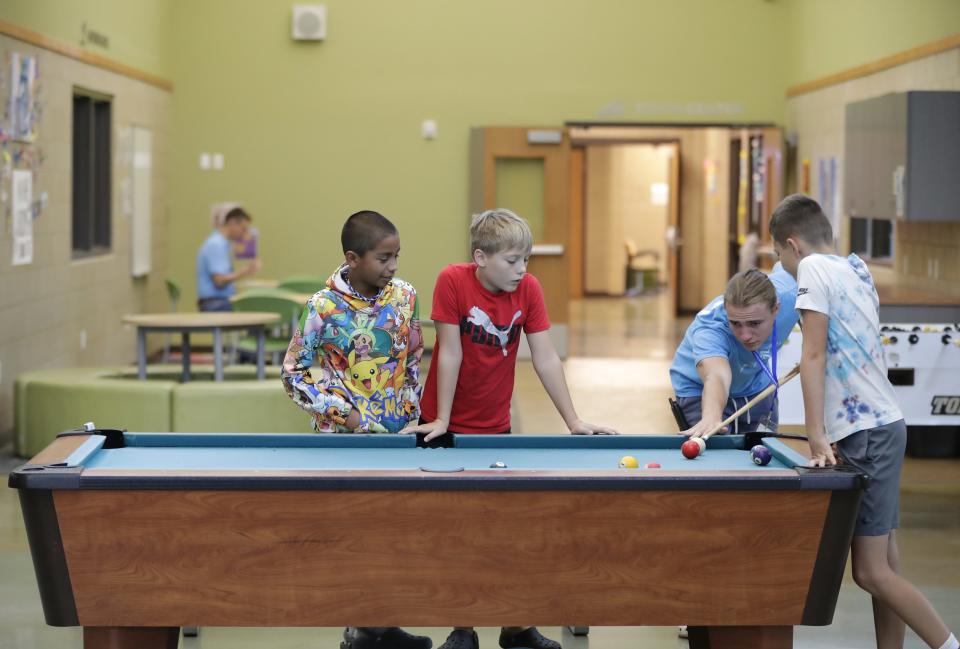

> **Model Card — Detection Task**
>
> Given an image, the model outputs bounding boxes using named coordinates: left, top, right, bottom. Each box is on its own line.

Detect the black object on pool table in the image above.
left=668, top=397, right=690, bottom=431
left=415, top=431, right=454, bottom=449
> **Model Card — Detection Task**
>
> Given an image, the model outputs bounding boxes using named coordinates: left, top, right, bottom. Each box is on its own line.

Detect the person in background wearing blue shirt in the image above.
left=670, top=265, right=799, bottom=438
left=195, top=206, right=261, bottom=311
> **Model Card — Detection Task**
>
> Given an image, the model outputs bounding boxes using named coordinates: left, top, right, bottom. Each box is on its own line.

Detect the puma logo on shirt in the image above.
left=462, top=306, right=522, bottom=356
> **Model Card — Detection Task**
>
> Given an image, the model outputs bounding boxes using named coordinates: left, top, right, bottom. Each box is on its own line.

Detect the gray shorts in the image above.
left=675, top=391, right=778, bottom=434
left=836, top=419, right=906, bottom=537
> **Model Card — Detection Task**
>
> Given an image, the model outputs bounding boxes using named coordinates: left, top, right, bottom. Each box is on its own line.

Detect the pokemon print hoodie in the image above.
left=281, top=265, right=423, bottom=433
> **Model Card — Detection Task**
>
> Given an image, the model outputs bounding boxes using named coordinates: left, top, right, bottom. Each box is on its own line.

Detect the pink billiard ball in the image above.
left=644, top=462, right=661, bottom=469
left=681, top=439, right=701, bottom=459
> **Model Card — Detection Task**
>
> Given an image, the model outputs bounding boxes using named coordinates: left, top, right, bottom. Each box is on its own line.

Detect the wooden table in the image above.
left=237, top=278, right=279, bottom=289
left=122, top=312, right=281, bottom=382
left=230, top=290, right=314, bottom=305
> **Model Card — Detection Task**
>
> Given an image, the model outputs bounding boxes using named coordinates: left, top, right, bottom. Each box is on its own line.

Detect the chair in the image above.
left=231, top=293, right=305, bottom=365
left=624, top=239, right=660, bottom=295
left=278, top=274, right=326, bottom=294
left=162, top=278, right=182, bottom=362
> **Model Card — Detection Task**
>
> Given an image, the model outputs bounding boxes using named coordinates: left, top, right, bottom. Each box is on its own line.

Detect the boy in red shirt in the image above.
left=408, top=208, right=617, bottom=649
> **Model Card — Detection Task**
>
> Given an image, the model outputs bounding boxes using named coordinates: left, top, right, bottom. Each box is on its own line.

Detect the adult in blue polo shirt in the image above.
left=670, top=265, right=798, bottom=438
left=195, top=206, right=261, bottom=311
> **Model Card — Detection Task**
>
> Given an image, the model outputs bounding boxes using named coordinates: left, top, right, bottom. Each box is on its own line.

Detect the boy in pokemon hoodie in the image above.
left=282, top=210, right=423, bottom=434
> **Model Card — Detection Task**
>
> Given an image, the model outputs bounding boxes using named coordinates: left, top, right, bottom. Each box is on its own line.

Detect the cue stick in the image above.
left=703, top=363, right=801, bottom=441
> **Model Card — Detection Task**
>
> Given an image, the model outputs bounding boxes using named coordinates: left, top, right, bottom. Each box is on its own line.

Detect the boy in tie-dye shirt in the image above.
left=770, top=194, right=957, bottom=649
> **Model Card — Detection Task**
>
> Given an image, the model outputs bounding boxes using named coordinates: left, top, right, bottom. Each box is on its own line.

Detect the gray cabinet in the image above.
left=844, top=91, right=960, bottom=221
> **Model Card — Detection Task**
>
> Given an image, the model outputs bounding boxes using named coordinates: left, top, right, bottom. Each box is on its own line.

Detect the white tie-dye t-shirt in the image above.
left=795, top=253, right=902, bottom=443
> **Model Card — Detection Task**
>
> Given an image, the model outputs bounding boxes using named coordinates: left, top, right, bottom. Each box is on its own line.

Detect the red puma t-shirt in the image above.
left=420, top=263, right=550, bottom=433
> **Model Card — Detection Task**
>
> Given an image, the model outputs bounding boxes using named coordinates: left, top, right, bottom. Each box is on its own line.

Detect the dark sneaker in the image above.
left=341, top=627, right=433, bottom=649
left=438, top=629, right=480, bottom=649
left=499, top=627, right=561, bottom=649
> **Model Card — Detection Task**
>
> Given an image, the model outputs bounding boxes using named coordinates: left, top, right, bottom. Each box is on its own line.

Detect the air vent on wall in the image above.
left=292, top=5, right=327, bottom=41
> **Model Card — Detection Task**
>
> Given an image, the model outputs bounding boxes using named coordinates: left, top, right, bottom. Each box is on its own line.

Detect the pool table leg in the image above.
left=687, top=625, right=792, bottom=649
left=83, top=626, right=180, bottom=649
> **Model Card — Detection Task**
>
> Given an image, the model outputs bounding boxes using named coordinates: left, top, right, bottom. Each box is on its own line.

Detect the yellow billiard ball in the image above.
left=619, top=455, right=639, bottom=469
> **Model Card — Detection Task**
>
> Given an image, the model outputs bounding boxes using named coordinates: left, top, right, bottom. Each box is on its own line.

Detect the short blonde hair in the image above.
left=470, top=208, right=533, bottom=256
left=724, top=268, right=777, bottom=310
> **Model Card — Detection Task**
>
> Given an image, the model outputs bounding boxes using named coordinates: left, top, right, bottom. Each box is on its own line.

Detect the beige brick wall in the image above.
left=785, top=47, right=960, bottom=297
left=0, top=34, right=172, bottom=441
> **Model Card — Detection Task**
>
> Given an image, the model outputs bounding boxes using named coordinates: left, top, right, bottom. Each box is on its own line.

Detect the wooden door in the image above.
left=664, top=142, right=681, bottom=314
left=470, top=127, right=571, bottom=355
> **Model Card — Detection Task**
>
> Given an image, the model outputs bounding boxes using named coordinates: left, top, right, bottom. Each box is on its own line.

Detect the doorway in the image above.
left=579, top=142, right=680, bottom=301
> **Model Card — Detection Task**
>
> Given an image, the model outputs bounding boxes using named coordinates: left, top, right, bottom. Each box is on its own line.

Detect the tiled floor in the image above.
left=2, top=294, right=958, bottom=649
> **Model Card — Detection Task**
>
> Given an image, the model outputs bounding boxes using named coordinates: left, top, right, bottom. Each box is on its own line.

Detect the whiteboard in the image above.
left=131, top=126, right=152, bottom=277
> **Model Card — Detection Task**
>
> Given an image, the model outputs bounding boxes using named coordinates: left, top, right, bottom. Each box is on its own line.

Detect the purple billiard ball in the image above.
left=751, top=445, right=772, bottom=466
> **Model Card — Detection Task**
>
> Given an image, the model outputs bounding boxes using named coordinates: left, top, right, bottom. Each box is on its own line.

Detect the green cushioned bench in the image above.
left=14, top=365, right=313, bottom=457
left=172, top=368, right=310, bottom=433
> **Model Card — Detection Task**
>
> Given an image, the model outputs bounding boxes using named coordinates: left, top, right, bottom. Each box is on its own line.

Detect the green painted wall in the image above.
left=5, top=0, right=957, bottom=310
left=0, top=0, right=172, bottom=78
left=167, top=0, right=791, bottom=308
left=785, top=0, right=960, bottom=85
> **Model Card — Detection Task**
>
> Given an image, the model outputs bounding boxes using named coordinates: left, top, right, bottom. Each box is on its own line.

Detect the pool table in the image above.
left=10, top=426, right=867, bottom=649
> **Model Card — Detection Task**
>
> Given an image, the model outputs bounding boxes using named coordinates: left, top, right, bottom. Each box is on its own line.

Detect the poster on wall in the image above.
left=8, top=53, right=39, bottom=142
left=12, top=169, right=33, bottom=265
left=130, top=126, right=152, bottom=277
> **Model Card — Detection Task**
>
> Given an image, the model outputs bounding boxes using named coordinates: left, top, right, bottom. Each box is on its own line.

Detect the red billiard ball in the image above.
left=644, top=462, right=661, bottom=469
left=681, top=439, right=701, bottom=459
left=751, top=445, right=773, bottom=466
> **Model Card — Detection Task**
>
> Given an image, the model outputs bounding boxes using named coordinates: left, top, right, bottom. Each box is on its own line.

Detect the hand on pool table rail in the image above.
left=568, top=419, right=619, bottom=435
left=344, top=409, right=362, bottom=430
left=679, top=417, right=728, bottom=439
left=402, top=418, right=449, bottom=442
left=807, top=435, right=838, bottom=468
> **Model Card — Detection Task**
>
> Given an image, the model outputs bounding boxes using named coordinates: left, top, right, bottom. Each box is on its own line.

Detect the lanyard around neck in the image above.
left=752, top=319, right=778, bottom=405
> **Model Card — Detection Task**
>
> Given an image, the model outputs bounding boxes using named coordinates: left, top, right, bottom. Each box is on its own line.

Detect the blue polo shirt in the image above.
left=196, top=231, right=234, bottom=300
left=670, top=266, right=798, bottom=398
